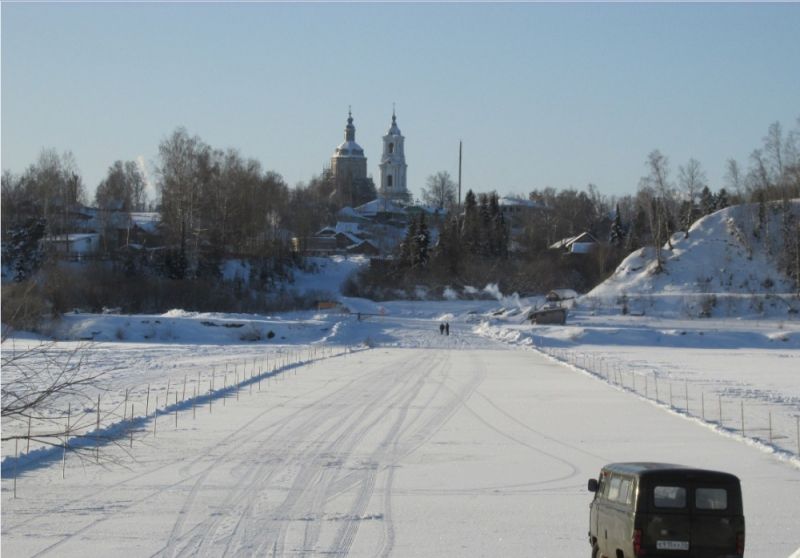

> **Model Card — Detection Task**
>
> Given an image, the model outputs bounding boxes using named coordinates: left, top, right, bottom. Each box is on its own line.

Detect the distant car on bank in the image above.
left=528, top=306, right=567, bottom=325
left=587, top=462, right=744, bottom=558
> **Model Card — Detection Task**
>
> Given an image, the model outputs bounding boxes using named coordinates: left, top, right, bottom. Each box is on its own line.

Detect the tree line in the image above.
left=351, top=118, right=800, bottom=298
left=3, top=118, right=799, bottom=318
left=1, top=127, right=353, bottom=323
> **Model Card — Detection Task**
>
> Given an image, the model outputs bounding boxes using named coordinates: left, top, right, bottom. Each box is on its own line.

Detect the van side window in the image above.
left=618, top=478, right=632, bottom=504
left=654, top=485, right=686, bottom=508
left=696, top=488, right=728, bottom=510
left=608, top=477, right=621, bottom=501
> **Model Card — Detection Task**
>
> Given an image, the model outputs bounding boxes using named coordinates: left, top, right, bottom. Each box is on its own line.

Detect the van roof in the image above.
left=602, top=462, right=740, bottom=482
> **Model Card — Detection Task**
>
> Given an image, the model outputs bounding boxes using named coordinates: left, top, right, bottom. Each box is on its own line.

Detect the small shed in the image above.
left=549, top=232, right=599, bottom=254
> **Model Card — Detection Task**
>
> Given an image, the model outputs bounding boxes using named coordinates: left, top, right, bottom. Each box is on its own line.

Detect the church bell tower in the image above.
left=378, top=108, right=410, bottom=203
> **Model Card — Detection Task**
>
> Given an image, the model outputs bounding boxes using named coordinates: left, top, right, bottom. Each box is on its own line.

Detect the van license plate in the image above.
left=657, top=540, right=690, bottom=550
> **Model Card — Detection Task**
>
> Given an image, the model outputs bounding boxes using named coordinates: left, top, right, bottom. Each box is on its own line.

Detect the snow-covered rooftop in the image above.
left=334, top=221, right=362, bottom=235
left=549, top=232, right=598, bottom=250
left=355, top=198, right=407, bottom=216
left=499, top=196, right=543, bottom=209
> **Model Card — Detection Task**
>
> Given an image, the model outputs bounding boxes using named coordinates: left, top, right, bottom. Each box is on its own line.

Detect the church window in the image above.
left=389, top=143, right=394, bottom=154
left=387, top=175, right=393, bottom=187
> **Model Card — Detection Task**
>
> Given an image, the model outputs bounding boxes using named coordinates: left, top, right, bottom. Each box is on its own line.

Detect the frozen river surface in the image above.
left=2, top=307, right=799, bottom=557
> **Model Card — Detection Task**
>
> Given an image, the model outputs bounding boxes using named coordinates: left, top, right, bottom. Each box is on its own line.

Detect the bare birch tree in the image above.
left=724, top=159, right=744, bottom=200
left=678, top=158, right=707, bottom=237
left=639, top=150, right=676, bottom=271
left=421, top=171, right=457, bottom=211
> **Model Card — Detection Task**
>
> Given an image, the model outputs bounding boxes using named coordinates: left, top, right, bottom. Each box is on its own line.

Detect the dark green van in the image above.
left=588, top=462, right=745, bottom=558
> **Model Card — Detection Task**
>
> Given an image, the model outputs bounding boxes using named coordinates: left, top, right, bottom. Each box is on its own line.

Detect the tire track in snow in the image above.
left=435, top=352, right=581, bottom=491
left=303, top=350, right=457, bottom=557
left=160, top=364, right=386, bottom=557
left=313, top=348, right=485, bottom=557
left=260, top=351, right=437, bottom=557
left=165, top=350, right=427, bottom=557
left=326, top=352, right=443, bottom=557
left=24, top=385, right=316, bottom=558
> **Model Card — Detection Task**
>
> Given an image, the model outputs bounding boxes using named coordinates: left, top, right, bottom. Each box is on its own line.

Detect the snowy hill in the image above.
left=584, top=201, right=800, bottom=317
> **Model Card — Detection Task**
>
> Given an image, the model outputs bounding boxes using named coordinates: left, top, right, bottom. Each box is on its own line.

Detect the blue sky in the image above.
left=2, top=2, right=799, bottom=202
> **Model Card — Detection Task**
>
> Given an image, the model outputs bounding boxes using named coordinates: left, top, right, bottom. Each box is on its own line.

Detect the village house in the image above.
left=549, top=231, right=600, bottom=254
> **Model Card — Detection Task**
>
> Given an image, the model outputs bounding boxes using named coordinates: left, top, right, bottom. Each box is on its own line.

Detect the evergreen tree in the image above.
left=435, top=216, right=462, bottom=275
left=609, top=204, right=625, bottom=248
left=488, top=192, right=509, bottom=257
left=700, top=186, right=716, bottom=215
left=398, top=215, right=418, bottom=269
left=161, top=247, right=188, bottom=280
left=478, top=193, right=492, bottom=256
left=414, top=213, right=430, bottom=267
left=496, top=211, right=510, bottom=258
left=716, top=188, right=730, bottom=210
left=4, top=219, right=46, bottom=282
left=461, top=190, right=480, bottom=254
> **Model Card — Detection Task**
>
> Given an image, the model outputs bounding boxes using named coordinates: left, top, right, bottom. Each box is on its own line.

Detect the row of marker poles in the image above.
left=533, top=338, right=800, bottom=457
left=14, top=344, right=357, bottom=494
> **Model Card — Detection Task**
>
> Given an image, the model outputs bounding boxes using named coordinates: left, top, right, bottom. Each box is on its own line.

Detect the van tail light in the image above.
left=633, top=528, right=644, bottom=556
left=736, top=532, right=745, bottom=555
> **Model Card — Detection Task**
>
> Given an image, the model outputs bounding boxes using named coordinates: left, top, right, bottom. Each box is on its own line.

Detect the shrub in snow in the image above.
left=240, top=325, right=264, bottom=342
left=699, top=294, right=717, bottom=318
left=617, top=294, right=629, bottom=315
left=1, top=281, right=52, bottom=333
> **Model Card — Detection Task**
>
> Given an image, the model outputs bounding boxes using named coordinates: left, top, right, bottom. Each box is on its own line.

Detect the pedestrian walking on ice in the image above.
left=445, top=322, right=450, bottom=336
left=439, top=323, right=445, bottom=335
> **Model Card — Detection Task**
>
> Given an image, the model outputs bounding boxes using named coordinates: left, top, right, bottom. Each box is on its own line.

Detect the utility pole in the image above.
left=458, top=140, right=463, bottom=207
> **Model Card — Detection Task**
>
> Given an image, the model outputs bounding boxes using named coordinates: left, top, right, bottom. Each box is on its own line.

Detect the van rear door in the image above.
left=641, top=484, right=692, bottom=553
left=690, top=484, right=744, bottom=556
left=641, top=480, right=744, bottom=557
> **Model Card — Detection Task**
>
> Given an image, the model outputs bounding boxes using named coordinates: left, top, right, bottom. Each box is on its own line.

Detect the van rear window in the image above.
left=654, top=485, right=686, bottom=508
left=696, top=488, right=728, bottom=510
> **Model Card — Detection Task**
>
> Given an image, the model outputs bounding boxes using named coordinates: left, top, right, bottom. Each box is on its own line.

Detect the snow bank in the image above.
left=584, top=202, right=800, bottom=318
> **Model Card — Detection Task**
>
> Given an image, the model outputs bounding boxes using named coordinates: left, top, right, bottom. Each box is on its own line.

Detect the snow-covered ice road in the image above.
left=2, top=320, right=799, bottom=557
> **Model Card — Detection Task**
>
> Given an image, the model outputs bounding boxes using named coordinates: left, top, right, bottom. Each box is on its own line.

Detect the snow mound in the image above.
left=292, top=256, right=367, bottom=296
left=46, top=311, right=337, bottom=345
left=584, top=202, right=800, bottom=317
